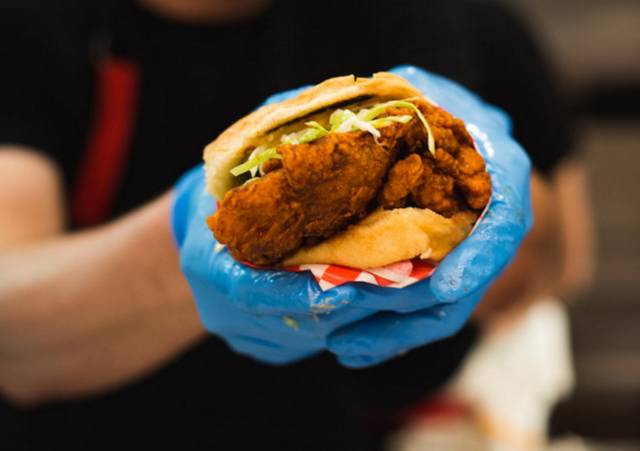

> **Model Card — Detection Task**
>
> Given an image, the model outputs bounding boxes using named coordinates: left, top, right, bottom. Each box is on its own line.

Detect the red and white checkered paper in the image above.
left=286, top=259, right=437, bottom=291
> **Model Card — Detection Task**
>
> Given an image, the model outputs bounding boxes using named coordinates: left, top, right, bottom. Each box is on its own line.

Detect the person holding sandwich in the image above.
left=0, top=0, right=592, bottom=450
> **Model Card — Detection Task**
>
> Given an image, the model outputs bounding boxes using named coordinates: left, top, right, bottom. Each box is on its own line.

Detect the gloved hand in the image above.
left=326, top=66, right=533, bottom=367
left=172, top=65, right=532, bottom=367
left=172, top=167, right=380, bottom=364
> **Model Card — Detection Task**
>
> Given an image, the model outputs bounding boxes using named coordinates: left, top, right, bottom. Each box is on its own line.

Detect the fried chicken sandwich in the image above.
left=204, top=73, right=491, bottom=269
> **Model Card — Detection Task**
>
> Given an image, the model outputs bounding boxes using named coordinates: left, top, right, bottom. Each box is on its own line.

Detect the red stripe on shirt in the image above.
left=71, top=57, right=140, bottom=226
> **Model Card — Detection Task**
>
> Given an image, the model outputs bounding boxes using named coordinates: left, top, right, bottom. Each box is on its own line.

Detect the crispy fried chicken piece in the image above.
left=279, top=131, right=394, bottom=238
left=422, top=104, right=491, bottom=210
left=459, top=171, right=492, bottom=209
left=208, top=171, right=305, bottom=266
left=260, top=158, right=282, bottom=174
left=456, top=146, right=492, bottom=209
left=411, top=161, right=462, bottom=216
left=379, top=100, right=491, bottom=216
left=379, top=153, right=424, bottom=208
left=212, top=131, right=396, bottom=265
left=383, top=106, right=430, bottom=154
left=378, top=101, right=491, bottom=216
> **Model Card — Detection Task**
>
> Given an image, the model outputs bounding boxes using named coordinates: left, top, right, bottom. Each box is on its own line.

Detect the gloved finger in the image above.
left=430, top=136, right=532, bottom=302
left=389, top=65, right=512, bottom=135
left=225, top=255, right=363, bottom=316
left=232, top=271, right=441, bottom=317
left=185, top=241, right=376, bottom=340
left=327, top=292, right=481, bottom=357
left=335, top=279, right=443, bottom=313
left=171, top=166, right=206, bottom=247
left=262, top=304, right=375, bottom=340
left=188, top=275, right=335, bottom=349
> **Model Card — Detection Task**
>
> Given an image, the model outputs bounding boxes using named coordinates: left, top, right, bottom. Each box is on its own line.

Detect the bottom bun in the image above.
left=283, top=208, right=477, bottom=269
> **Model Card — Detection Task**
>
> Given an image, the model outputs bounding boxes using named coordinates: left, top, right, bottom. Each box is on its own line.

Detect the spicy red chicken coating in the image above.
left=209, top=99, right=491, bottom=265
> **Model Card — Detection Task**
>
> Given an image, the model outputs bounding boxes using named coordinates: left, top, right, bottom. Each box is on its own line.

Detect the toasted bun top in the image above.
left=203, top=72, right=422, bottom=199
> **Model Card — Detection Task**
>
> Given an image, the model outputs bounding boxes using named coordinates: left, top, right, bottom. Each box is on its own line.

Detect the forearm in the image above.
left=0, top=193, right=204, bottom=403
left=2, top=296, right=203, bottom=405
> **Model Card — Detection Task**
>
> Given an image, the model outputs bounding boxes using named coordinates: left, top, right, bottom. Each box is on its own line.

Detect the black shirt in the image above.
left=0, top=1, right=572, bottom=450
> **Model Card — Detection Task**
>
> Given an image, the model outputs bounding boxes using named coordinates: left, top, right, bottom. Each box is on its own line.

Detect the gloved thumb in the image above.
left=171, top=166, right=206, bottom=247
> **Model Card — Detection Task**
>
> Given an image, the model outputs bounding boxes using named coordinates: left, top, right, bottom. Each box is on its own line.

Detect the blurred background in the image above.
left=511, top=0, right=640, bottom=448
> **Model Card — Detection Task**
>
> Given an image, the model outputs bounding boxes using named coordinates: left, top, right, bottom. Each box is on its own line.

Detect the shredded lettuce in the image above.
left=246, top=146, right=265, bottom=177
left=359, top=100, right=435, bottom=155
left=330, top=109, right=381, bottom=138
left=282, top=121, right=329, bottom=145
left=329, top=109, right=352, bottom=131
left=230, top=98, right=436, bottom=178
left=326, top=100, right=434, bottom=154
left=368, top=115, right=412, bottom=128
left=230, top=147, right=282, bottom=177
left=305, top=120, right=329, bottom=133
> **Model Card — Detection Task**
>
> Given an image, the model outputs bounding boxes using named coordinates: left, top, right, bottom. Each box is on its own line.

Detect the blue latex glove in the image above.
left=173, top=167, right=379, bottom=364
left=172, top=65, right=532, bottom=367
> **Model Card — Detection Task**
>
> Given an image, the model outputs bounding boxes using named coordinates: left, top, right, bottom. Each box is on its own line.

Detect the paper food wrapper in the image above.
left=287, top=259, right=437, bottom=291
